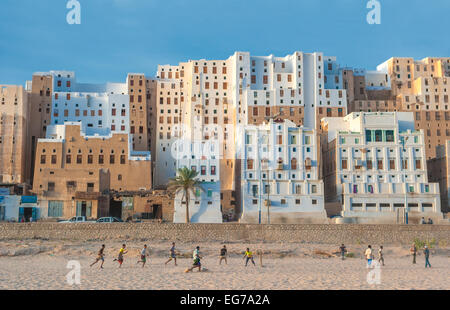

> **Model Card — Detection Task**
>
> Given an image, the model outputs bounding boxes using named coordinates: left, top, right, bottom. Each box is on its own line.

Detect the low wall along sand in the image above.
left=0, top=223, right=449, bottom=245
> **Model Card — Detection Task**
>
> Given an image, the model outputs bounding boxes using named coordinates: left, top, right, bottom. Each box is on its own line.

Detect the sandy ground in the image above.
left=0, top=240, right=448, bottom=290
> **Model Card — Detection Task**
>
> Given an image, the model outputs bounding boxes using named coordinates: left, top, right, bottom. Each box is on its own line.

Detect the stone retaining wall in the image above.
left=0, top=223, right=449, bottom=245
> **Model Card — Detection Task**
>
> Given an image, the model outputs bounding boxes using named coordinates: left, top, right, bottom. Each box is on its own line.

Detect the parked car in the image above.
left=58, top=216, right=95, bottom=223
left=96, top=217, right=123, bottom=223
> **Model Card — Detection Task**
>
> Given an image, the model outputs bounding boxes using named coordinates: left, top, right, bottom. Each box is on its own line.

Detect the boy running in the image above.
left=378, top=245, right=385, bottom=266
left=137, top=244, right=148, bottom=268
left=410, top=243, right=417, bottom=264
left=424, top=245, right=432, bottom=268
left=339, top=244, right=347, bottom=260
left=113, top=244, right=128, bottom=268
left=243, top=248, right=255, bottom=267
left=365, top=245, right=373, bottom=267
left=90, top=244, right=106, bottom=269
left=186, top=246, right=202, bottom=272
left=219, top=245, right=228, bottom=265
left=165, top=242, right=178, bottom=266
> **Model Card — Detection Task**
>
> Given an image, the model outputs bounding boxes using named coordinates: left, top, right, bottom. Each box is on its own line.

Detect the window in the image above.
left=305, top=136, right=311, bottom=145
left=110, top=155, right=115, bottom=164
left=87, top=183, right=94, bottom=192
left=40, top=155, right=46, bottom=164
left=247, top=159, right=254, bottom=170
left=48, top=182, right=55, bottom=192
left=375, top=130, right=382, bottom=142
left=211, top=166, right=216, bottom=175
left=366, top=160, right=372, bottom=170
left=201, top=166, right=206, bottom=175
left=415, top=160, right=421, bottom=169
left=277, top=135, right=282, bottom=145
left=51, top=155, right=57, bottom=164
left=291, top=158, right=297, bottom=170
left=402, top=160, right=408, bottom=170
left=66, top=181, right=76, bottom=191
left=98, top=155, right=104, bottom=164
left=66, top=155, right=71, bottom=164
left=389, top=160, right=395, bottom=170
left=377, top=160, right=383, bottom=170
left=120, top=155, right=126, bottom=164
left=341, top=159, right=347, bottom=169
left=311, top=185, right=317, bottom=193
left=366, top=130, right=372, bottom=142
left=386, top=130, right=394, bottom=142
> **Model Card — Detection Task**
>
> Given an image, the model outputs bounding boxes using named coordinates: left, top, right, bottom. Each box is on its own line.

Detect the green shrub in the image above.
left=414, top=238, right=436, bottom=249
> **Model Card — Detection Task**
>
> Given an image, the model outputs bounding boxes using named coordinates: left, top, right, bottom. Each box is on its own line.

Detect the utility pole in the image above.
left=401, top=136, right=409, bottom=224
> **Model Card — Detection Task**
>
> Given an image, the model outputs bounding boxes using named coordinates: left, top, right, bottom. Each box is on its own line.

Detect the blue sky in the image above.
left=0, top=0, right=449, bottom=85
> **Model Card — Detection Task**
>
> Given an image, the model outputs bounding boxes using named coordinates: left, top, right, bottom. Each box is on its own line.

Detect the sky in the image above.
left=0, top=0, right=449, bottom=85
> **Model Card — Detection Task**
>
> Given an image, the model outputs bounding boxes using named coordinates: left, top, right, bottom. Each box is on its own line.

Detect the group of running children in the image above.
left=91, top=242, right=433, bottom=271
left=89, top=242, right=257, bottom=272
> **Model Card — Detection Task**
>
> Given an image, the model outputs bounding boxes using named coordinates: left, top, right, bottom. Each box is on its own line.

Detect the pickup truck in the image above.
left=58, top=216, right=95, bottom=223
left=96, top=217, right=123, bottom=223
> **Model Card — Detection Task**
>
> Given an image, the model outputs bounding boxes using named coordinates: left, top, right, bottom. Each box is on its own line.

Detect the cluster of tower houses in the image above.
left=1, top=51, right=449, bottom=224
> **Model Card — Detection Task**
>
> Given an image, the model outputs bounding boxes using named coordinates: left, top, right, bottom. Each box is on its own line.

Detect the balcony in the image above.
left=75, top=191, right=103, bottom=200
left=276, top=160, right=284, bottom=170
left=305, top=158, right=312, bottom=171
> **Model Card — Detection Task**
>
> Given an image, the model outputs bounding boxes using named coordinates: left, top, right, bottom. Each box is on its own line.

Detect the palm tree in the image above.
left=168, top=167, right=204, bottom=223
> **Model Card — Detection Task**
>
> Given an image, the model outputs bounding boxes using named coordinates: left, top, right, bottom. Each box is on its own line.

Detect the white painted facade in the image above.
left=239, top=119, right=327, bottom=223
left=238, top=52, right=347, bottom=129
left=35, top=71, right=130, bottom=137
left=153, top=51, right=347, bottom=191
left=322, top=112, right=443, bottom=223
left=0, top=195, right=40, bottom=222
left=173, top=140, right=222, bottom=223
left=365, top=70, right=391, bottom=90
left=153, top=66, right=183, bottom=187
